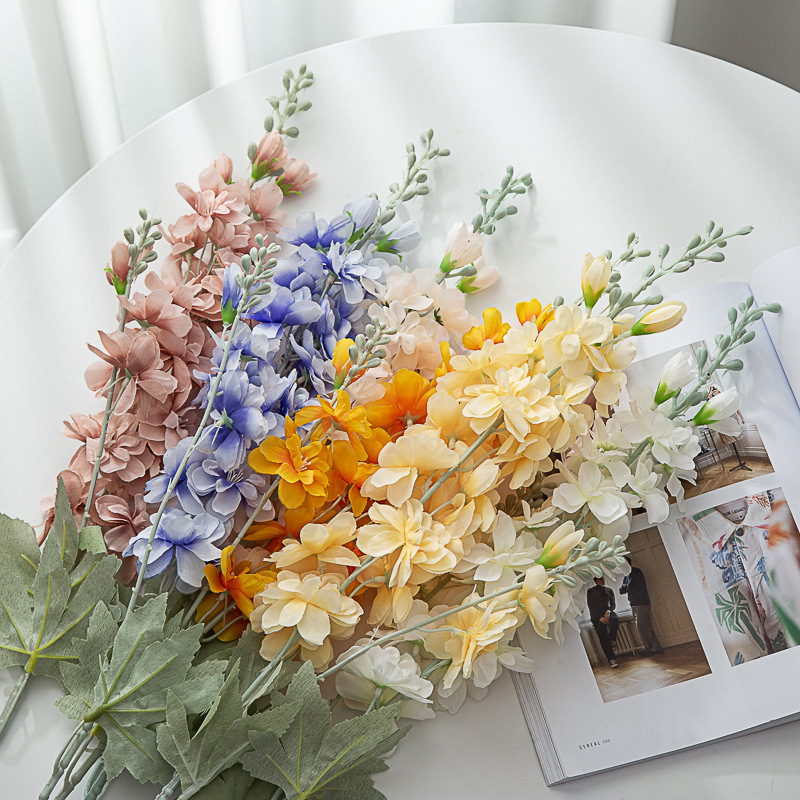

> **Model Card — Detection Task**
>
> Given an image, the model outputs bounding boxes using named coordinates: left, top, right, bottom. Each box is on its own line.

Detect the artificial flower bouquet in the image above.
left=0, top=65, right=778, bottom=800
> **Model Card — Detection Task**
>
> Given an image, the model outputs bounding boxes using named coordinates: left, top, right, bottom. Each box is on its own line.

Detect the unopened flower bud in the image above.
left=630, top=301, right=686, bottom=335
left=211, top=153, right=233, bottom=183
left=581, top=253, right=611, bottom=308
left=653, top=351, right=695, bottom=405
left=536, top=522, right=584, bottom=569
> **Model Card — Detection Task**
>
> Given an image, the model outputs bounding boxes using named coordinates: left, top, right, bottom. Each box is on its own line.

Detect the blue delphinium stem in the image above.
left=125, top=323, right=236, bottom=615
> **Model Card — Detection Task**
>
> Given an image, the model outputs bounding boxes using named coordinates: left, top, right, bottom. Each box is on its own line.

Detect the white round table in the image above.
left=3, top=23, right=800, bottom=800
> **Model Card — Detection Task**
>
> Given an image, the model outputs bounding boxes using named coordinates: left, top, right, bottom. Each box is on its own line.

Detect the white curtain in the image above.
left=0, top=0, right=677, bottom=264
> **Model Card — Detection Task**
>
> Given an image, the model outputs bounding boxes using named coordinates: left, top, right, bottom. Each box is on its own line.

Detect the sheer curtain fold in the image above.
left=0, top=0, right=677, bottom=266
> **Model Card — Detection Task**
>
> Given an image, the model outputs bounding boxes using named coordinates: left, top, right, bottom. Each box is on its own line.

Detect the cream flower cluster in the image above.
left=243, top=242, right=750, bottom=724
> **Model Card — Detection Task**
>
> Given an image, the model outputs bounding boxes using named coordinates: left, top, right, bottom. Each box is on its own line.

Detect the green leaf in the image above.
left=58, top=595, right=225, bottom=786
left=241, top=663, right=408, bottom=800
left=42, top=477, right=80, bottom=573
left=0, top=518, right=119, bottom=681
left=191, top=765, right=277, bottom=800
left=157, top=662, right=300, bottom=797
left=0, top=513, right=40, bottom=585
left=78, top=525, right=108, bottom=555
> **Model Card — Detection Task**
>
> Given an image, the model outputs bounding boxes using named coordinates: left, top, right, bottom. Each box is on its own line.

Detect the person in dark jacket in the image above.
left=587, top=576, right=619, bottom=667
left=620, top=556, right=663, bottom=656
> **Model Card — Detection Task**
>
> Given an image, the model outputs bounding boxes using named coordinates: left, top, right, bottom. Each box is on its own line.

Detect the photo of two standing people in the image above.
left=587, top=558, right=662, bottom=668
left=580, top=526, right=711, bottom=703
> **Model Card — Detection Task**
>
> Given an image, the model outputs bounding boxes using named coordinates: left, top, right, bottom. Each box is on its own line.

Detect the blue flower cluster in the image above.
left=125, top=196, right=421, bottom=589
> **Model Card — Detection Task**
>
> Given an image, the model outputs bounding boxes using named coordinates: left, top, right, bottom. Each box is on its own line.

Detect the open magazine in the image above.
left=512, top=245, right=800, bottom=785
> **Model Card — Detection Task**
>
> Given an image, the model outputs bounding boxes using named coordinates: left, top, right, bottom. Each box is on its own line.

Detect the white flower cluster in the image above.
left=552, top=350, right=743, bottom=537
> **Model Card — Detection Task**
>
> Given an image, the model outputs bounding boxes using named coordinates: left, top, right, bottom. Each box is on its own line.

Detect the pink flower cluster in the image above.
left=45, top=133, right=316, bottom=561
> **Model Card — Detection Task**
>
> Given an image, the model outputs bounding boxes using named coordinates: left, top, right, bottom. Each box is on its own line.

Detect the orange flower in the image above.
left=515, top=297, right=554, bottom=330
left=248, top=418, right=331, bottom=508
left=328, top=440, right=378, bottom=515
left=244, top=520, right=288, bottom=549
left=246, top=506, right=320, bottom=544
left=332, top=338, right=356, bottom=389
left=197, top=546, right=276, bottom=640
left=366, top=370, right=434, bottom=435
left=462, top=308, right=511, bottom=350
left=295, top=390, right=372, bottom=459
left=203, top=545, right=276, bottom=617
left=434, top=342, right=454, bottom=382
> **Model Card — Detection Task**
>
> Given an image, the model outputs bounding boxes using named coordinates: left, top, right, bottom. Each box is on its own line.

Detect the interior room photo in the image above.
left=623, top=340, right=774, bottom=500
left=580, top=525, right=711, bottom=703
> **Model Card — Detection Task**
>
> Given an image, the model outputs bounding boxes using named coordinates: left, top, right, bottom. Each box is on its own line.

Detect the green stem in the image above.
left=126, top=309, right=241, bottom=616
left=241, top=630, right=301, bottom=707
left=0, top=670, right=29, bottom=738
left=365, top=687, right=382, bottom=713
left=53, top=746, right=102, bottom=800
left=419, top=423, right=500, bottom=506
left=317, top=579, right=526, bottom=683
left=340, top=556, right=376, bottom=595
left=39, top=723, right=91, bottom=800
left=155, top=774, right=181, bottom=800
left=80, top=365, right=120, bottom=528
left=625, top=440, right=650, bottom=466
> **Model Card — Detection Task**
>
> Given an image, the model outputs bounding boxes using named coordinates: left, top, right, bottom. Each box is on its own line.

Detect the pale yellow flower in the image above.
left=361, top=431, right=459, bottom=506
left=535, top=522, right=584, bottom=568
left=593, top=339, right=637, bottom=406
left=546, top=376, right=595, bottom=451
left=424, top=392, right=477, bottom=447
left=539, top=305, right=613, bottom=379
left=496, top=431, right=553, bottom=490
left=630, top=301, right=686, bottom=335
left=462, top=366, right=556, bottom=441
left=357, top=499, right=458, bottom=589
left=460, top=457, right=501, bottom=498
left=518, top=564, right=558, bottom=637
left=271, top=512, right=360, bottom=573
left=251, top=571, right=362, bottom=654
left=425, top=598, right=520, bottom=689
left=501, top=322, right=545, bottom=371
left=581, top=253, right=612, bottom=308
left=434, top=342, right=506, bottom=398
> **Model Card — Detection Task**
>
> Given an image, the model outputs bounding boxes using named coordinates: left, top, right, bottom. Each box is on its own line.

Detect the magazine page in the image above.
left=516, top=282, right=800, bottom=782
left=748, top=244, right=800, bottom=401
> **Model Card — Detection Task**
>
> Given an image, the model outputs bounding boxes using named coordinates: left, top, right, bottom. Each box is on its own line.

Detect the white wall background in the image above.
left=2, top=0, right=798, bottom=268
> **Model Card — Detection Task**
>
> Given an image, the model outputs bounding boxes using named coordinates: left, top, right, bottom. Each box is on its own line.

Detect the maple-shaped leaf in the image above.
left=240, top=662, right=408, bottom=800
left=190, top=765, right=277, bottom=800
left=157, top=662, right=300, bottom=798
left=58, top=595, right=226, bottom=785
left=0, top=481, right=119, bottom=683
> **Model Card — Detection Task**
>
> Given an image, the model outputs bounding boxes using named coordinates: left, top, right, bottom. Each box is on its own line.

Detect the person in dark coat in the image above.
left=587, top=576, right=619, bottom=667
left=620, top=556, right=663, bottom=656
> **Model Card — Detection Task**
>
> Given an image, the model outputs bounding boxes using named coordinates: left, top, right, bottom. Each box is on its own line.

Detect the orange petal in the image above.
left=204, top=564, right=226, bottom=593
left=279, top=478, right=307, bottom=509
left=295, top=406, right=324, bottom=426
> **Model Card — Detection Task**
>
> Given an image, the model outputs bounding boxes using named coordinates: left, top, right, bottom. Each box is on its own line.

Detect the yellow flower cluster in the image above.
left=205, top=263, right=686, bottom=698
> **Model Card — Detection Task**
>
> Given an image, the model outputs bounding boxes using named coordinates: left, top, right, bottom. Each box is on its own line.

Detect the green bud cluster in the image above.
left=106, top=210, right=162, bottom=295
left=353, top=130, right=449, bottom=252
left=263, top=64, right=314, bottom=137
left=549, top=535, right=628, bottom=587
left=237, top=235, right=280, bottom=318
left=605, top=223, right=753, bottom=319
left=471, top=165, right=533, bottom=237
left=669, top=294, right=780, bottom=418
left=340, top=317, right=396, bottom=390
